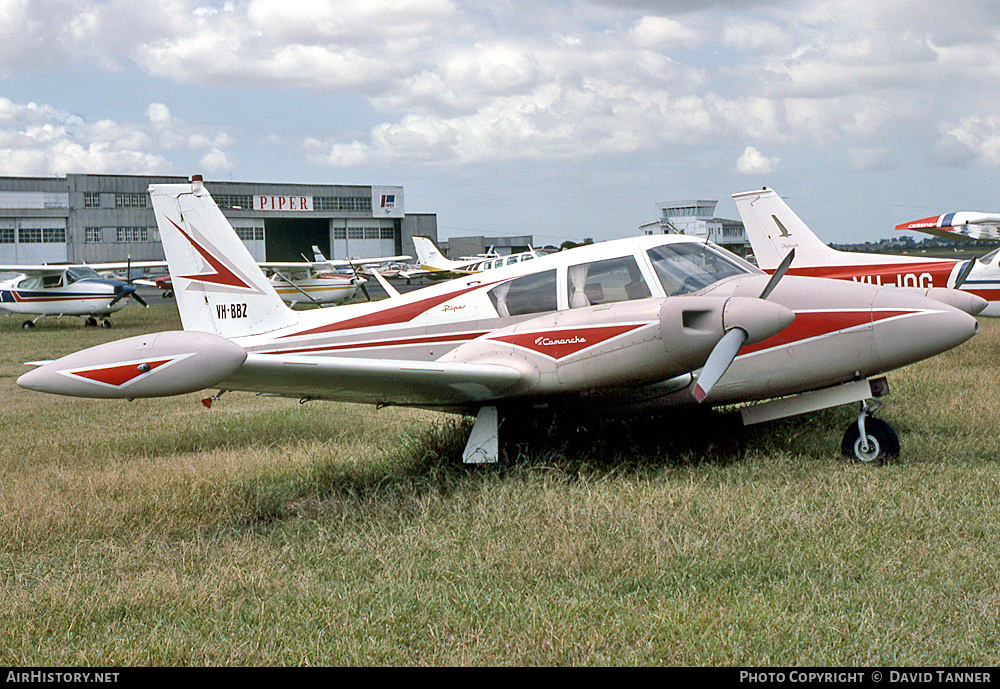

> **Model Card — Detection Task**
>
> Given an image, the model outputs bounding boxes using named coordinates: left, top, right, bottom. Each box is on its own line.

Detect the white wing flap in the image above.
left=222, top=353, right=523, bottom=406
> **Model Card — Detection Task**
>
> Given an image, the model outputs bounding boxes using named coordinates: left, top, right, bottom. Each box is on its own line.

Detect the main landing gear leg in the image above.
left=841, top=398, right=900, bottom=465
left=463, top=406, right=499, bottom=464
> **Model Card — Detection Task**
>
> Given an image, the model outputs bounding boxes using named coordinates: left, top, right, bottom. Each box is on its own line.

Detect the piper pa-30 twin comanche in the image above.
left=16, top=177, right=982, bottom=465
left=0, top=261, right=165, bottom=329
left=736, top=188, right=998, bottom=316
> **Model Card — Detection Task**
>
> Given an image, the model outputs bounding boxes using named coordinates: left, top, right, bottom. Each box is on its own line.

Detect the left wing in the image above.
left=896, top=212, right=1000, bottom=241
left=222, top=353, right=523, bottom=407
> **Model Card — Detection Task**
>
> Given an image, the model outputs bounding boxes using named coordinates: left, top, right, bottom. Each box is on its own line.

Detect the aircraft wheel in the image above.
left=101, top=320, right=112, bottom=329
left=21, top=320, right=34, bottom=330
left=841, top=417, right=899, bottom=465
left=85, top=317, right=97, bottom=327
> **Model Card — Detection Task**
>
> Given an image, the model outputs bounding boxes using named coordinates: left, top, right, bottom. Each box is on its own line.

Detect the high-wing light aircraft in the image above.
left=401, top=235, right=544, bottom=280
left=0, top=261, right=165, bottom=329
left=17, top=177, right=981, bottom=465
left=896, top=212, right=1000, bottom=241
left=736, top=188, right=998, bottom=317
left=259, top=262, right=369, bottom=307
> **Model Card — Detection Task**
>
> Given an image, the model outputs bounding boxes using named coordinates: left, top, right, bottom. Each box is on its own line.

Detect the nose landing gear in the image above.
left=841, top=399, right=900, bottom=465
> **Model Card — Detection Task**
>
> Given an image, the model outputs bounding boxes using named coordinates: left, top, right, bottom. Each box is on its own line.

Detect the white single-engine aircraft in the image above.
left=0, top=261, right=165, bottom=329
left=736, top=188, right=998, bottom=316
left=17, top=178, right=982, bottom=465
left=401, top=235, right=544, bottom=280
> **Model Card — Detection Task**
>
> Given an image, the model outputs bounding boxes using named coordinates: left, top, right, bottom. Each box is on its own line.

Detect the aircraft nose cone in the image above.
left=870, top=288, right=978, bottom=371
left=923, top=287, right=987, bottom=316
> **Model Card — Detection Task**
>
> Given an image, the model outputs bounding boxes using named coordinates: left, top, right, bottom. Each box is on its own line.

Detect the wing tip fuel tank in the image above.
left=16, top=330, right=248, bottom=399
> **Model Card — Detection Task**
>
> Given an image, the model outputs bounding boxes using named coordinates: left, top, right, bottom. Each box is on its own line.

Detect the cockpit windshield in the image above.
left=65, top=266, right=101, bottom=284
left=646, top=242, right=755, bottom=296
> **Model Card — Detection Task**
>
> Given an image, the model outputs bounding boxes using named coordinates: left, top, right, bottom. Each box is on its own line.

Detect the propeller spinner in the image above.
left=693, top=249, right=795, bottom=403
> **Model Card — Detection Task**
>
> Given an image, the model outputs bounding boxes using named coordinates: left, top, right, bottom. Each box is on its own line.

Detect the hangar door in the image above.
left=264, top=218, right=330, bottom=262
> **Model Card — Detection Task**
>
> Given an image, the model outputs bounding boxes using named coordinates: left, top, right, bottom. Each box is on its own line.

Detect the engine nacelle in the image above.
left=17, top=330, right=247, bottom=399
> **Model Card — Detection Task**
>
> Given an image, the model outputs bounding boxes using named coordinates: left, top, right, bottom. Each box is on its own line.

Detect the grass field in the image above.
left=1, top=302, right=999, bottom=666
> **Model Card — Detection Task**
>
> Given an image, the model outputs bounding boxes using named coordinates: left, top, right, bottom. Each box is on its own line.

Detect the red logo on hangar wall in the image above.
left=490, top=324, right=645, bottom=359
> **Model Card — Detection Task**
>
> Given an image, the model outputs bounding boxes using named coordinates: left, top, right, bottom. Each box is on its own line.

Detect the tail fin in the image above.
left=412, top=235, right=459, bottom=270
left=149, top=176, right=298, bottom=337
left=733, top=188, right=840, bottom=270
left=312, top=245, right=329, bottom=262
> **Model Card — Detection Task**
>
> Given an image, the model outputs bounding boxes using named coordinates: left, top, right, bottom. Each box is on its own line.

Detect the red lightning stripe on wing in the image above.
left=167, top=217, right=253, bottom=289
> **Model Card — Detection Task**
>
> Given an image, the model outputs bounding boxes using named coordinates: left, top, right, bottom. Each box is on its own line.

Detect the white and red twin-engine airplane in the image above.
left=736, top=188, right=1000, bottom=317
left=16, top=178, right=982, bottom=464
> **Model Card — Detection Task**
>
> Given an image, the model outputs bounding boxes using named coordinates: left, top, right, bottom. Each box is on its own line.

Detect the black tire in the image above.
left=841, top=417, right=900, bottom=465
left=21, top=320, right=34, bottom=329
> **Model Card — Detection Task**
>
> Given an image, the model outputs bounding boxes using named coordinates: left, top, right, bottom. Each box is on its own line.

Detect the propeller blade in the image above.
left=107, top=285, right=126, bottom=307
left=130, top=291, right=148, bottom=308
left=693, top=328, right=748, bottom=403
left=759, top=248, right=795, bottom=300
left=360, top=282, right=371, bottom=301
left=953, top=258, right=976, bottom=289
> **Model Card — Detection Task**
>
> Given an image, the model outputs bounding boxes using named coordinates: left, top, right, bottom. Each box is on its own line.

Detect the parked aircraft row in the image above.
left=400, top=235, right=546, bottom=280
left=15, top=176, right=983, bottom=466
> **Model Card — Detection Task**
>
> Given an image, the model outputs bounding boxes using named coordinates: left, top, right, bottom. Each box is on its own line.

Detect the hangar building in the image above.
left=0, top=174, right=437, bottom=266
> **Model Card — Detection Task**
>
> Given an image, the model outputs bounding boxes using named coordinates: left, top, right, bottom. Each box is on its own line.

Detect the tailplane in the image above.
left=149, top=176, right=299, bottom=337
left=733, top=188, right=841, bottom=270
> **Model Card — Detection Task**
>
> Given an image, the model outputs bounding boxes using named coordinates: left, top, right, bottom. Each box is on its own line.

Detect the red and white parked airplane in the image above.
left=16, top=177, right=981, bottom=464
left=735, top=188, right=997, bottom=317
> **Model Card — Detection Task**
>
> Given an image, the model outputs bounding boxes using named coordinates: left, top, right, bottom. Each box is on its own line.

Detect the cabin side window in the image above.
left=567, top=255, right=651, bottom=308
left=488, top=269, right=557, bottom=317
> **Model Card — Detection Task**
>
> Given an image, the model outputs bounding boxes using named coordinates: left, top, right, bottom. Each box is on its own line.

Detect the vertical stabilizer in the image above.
left=412, top=235, right=459, bottom=270
left=149, top=176, right=299, bottom=337
left=733, top=188, right=840, bottom=270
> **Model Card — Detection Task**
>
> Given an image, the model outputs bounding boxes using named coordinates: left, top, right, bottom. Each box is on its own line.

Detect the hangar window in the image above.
left=380, top=228, right=395, bottom=239
left=116, top=227, right=149, bottom=243
left=85, top=228, right=102, bottom=243
left=42, top=228, right=66, bottom=243
left=115, top=193, right=147, bottom=209
left=83, top=192, right=101, bottom=208
left=235, top=227, right=263, bottom=241
left=567, top=255, right=650, bottom=308
left=316, top=197, right=372, bottom=212
left=216, top=194, right=253, bottom=209
left=0, top=229, right=13, bottom=243
left=334, top=228, right=347, bottom=239
left=364, top=227, right=380, bottom=239
left=488, top=269, right=557, bottom=317
left=348, top=227, right=364, bottom=239
left=18, top=228, right=41, bottom=243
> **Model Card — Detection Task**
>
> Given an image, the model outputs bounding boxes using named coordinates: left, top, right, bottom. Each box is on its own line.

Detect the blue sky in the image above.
left=3, top=0, right=1000, bottom=246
